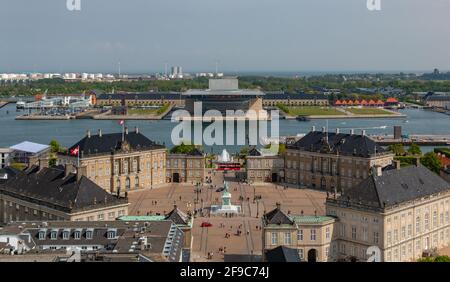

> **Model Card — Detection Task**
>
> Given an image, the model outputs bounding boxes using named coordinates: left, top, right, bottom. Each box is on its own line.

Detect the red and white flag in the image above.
left=118, top=120, right=124, bottom=125
left=70, top=146, right=80, bottom=156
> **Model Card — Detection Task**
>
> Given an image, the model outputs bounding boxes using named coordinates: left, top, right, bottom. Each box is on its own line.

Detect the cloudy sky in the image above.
left=1, top=0, right=449, bottom=73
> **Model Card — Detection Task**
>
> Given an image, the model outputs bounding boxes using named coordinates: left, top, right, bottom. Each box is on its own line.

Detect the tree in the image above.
left=418, top=255, right=450, bottom=262
left=49, top=139, right=61, bottom=153
left=408, top=143, right=422, bottom=156
left=388, top=144, right=405, bottom=156
left=421, top=152, right=442, bottom=174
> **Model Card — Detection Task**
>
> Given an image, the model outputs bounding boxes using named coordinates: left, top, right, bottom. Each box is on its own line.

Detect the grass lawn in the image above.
left=127, top=108, right=159, bottom=115
left=127, top=104, right=170, bottom=116
left=283, top=106, right=345, bottom=116
left=346, top=108, right=391, bottom=115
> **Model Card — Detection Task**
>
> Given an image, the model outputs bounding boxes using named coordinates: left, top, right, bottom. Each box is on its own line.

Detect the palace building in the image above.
left=58, top=128, right=166, bottom=195
left=166, top=148, right=205, bottom=184
left=284, top=128, right=394, bottom=191
left=0, top=164, right=128, bottom=225
left=262, top=203, right=336, bottom=262
left=246, top=147, right=285, bottom=183
left=326, top=164, right=450, bottom=262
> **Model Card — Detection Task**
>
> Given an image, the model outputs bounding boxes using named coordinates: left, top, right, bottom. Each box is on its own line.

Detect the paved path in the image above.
left=127, top=170, right=327, bottom=261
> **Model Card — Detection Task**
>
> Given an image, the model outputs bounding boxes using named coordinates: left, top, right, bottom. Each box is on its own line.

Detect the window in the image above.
left=433, top=211, right=437, bottom=228
left=401, top=226, right=406, bottom=239
left=271, top=232, right=278, bottom=245
left=407, top=224, right=412, bottom=237
left=125, top=177, right=130, bottom=191
left=107, top=229, right=117, bottom=239
left=284, top=232, right=292, bottom=245
left=86, top=229, right=93, bottom=240
left=416, top=216, right=421, bottom=234
left=310, top=229, right=316, bottom=241
left=326, top=227, right=330, bottom=240
left=38, top=230, right=46, bottom=240
left=393, top=229, right=398, bottom=242
left=387, top=231, right=392, bottom=245
left=135, top=176, right=139, bottom=189
left=362, top=227, right=368, bottom=241
left=74, top=230, right=81, bottom=239
left=424, top=213, right=430, bottom=230
left=340, top=224, right=346, bottom=238
left=297, top=230, right=303, bottom=241
left=351, top=226, right=357, bottom=240
left=373, top=232, right=379, bottom=244
left=50, top=230, right=58, bottom=240
left=63, top=230, right=70, bottom=240
left=298, top=249, right=304, bottom=260
left=97, top=214, right=104, bottom=220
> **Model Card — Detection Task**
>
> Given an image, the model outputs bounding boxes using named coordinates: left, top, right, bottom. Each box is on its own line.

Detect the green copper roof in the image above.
left=290, top=215, right=335, bottom=224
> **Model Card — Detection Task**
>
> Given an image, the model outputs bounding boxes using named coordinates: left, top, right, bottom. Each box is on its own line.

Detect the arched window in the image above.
left=135, top=176, right=139, bottom=189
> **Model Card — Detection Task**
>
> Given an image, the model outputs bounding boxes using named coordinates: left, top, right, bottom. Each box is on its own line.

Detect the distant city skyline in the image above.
left=2, top=0, right=450, bottom=73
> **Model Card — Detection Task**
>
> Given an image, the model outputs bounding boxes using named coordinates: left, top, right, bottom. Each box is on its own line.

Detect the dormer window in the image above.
left=63, top=229, right=70, bottom=240
left=38, top=229, right=47, bottom=240
left=74, top=229, right=82, bottom=240
left=86, top=229, right=94, bottom=240
left=50, top=229, right=58, bottom=240
left=107, top=229, right=117, bottom=239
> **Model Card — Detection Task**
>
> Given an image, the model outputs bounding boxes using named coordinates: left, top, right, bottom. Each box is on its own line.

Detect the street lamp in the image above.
left=255, top=195, right=262, bottom=218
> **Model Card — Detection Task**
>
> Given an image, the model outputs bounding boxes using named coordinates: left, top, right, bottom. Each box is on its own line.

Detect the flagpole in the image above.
left=77, top=147, right=80, bottom=167
left=122, top=121, right=125, bottom=142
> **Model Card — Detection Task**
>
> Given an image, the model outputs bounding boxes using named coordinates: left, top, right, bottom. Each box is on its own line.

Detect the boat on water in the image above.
left=16, top=101, right=26, bottom=109
left=296, top=116, right=311, bottom=121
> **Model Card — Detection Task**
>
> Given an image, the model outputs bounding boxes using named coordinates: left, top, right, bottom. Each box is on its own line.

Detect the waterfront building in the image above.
left=424, top=95, right=450, bottom=110
left=58, top=128, right=166, bottom=194
left=0, top=164, right=128, bottom=225
left=326, top=164, right=450, bottom=262
left=262, top=93, right=329, bottom=107
left=246, top=147, right=284, bottom=183
left=0, top=220, right=184, bottom=262
left=183, top=78, right=265, bottom=115
left=95, top=92, right=183, bottom=107
left=262, top=203, right=336, bottom=262
left=284, top=128, right=394, bottom=191
left=9, top=141, right=50, bottom=167
left=166, top=148, right=205, bottom=183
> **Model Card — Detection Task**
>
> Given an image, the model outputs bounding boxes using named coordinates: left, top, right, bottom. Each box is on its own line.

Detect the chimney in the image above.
left=350, top=129, right=354, bottom=135
left=86, top=130, right=91, bottom=138
left=135, top=126, right=139, bottom=134
left=275, top=202, right=281, bottom=210
left=38, top=158, right=48, bottom=170
left=362, top=130, right=366, bottom=136
left=125, top=127, right=129, bottom=135
left=76, top=165, right=87, bottom=181
left=393, top=160, right=401, bottom=170
left=311, top=126, right=316, bottom=132
left=413, top=157, right=420, bottom=167
left=372, top=165, right=382, bottom=177
left=98, top=129, right=102, bottom=137
left=65, top=163, right=74, bottom=177
left=335, top=128, right=340, bottom=134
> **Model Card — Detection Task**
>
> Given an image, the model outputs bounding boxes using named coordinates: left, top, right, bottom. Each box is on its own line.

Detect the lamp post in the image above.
left=194, top=182, right=201, bottom=217
left=255, top=195, right=261, bottom=218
